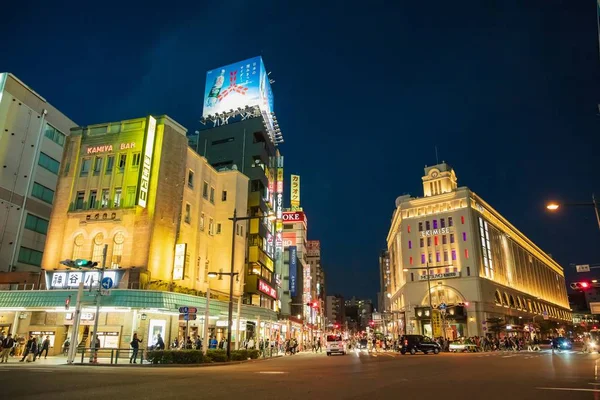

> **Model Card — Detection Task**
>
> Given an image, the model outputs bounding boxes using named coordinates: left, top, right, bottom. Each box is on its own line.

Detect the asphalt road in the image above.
left=2, top=349, right=600, bottom=399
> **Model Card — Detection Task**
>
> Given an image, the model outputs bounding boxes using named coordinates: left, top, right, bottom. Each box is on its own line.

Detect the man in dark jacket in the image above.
left=20, top=336, right=37, bottom=362
left=130, top=333, right=142, bottom=364
left=0, top=333, right=15, bottom=363
left=39, top=336, right=51, bottom=359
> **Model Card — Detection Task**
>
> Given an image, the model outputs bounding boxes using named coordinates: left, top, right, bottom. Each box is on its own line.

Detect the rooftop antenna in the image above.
left=435, top=146, right=439, bottom=164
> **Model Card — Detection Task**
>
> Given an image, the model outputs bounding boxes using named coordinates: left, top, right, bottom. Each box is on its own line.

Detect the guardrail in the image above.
left=75, top=347, right=147, bottom=365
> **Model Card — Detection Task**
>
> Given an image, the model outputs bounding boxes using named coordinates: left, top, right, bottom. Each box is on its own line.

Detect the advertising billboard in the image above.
left=289, top=246, right=297, bottom=297
left=137, top=116, right=157, bottom=208
left=282, top=211, right=306, bottom=223
left=290, top=174, right=300, bottom=209
left=173, top=243, right=187, bottom=280
left=202, top=56, right=274, bottom=123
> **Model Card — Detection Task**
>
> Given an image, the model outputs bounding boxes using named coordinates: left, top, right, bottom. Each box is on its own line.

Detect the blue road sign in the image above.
left=101, top=277, right=113, bottom=290
left=439, top=303, right=447, bottom=311
left=178, top=306, right=197, bottom=314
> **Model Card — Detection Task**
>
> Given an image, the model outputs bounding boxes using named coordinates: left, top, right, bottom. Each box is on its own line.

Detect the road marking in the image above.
left=257, top=371, right=288, bottom=374
left=538, top=387, right=600, bottom=393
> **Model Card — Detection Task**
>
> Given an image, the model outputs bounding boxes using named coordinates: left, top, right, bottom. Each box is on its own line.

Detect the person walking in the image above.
left=62, top=338, right=70, bottom=356
left=20, top=336, right=37, bottom=362
left=0, top=333, right=15, bottom=363
left=129, top=333, right=142, bottom=364
left=39, top=335, right=51, bottom=359
left=156, top=334, right=165, bottom=350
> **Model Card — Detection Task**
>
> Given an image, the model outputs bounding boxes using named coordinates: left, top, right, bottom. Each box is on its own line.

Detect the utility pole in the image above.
left=89, top=245, right=107, bottom=363
left=203, top=286, right=210, bottom=355
left=67, top=282, right=84, bottom=364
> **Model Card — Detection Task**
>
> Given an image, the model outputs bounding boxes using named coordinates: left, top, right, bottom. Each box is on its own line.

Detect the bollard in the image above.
left=80, top=348, right=84, bottom=364
left=110, top=349, right=114, bottom=364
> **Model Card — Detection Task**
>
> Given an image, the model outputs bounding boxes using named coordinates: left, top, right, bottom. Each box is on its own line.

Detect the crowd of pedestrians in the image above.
left=0, top=331, right=54, bottom=363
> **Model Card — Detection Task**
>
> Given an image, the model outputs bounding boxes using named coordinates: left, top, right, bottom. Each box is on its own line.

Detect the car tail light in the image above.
left=404, top=340, right=408, bottom=346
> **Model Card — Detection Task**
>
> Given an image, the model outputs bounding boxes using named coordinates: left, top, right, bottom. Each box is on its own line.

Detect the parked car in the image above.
left=400, top=335, right=441, bottom=355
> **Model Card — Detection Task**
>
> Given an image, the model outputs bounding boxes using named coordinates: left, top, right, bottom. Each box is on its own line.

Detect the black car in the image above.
left=400, top=335, right=441, bottom=355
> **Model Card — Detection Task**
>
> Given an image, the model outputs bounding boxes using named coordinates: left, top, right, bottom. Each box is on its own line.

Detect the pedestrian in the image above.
left=129, top=333, right=142, bottom=364
left=248, top=337, right=255, bottom=350
left=185, top=336, right=193, bottom=349
left=62, top=338, right=70, bottom=356
left=193, top=336, right=201, bottom=350
left=156, top=334, right=165, bottom=350
left=0, top=333, right=15, bottom=363
left=209, top=336, right=218, bottom=349
left=316, top=337, right=322, bottom=353
left=218, top=338, right=225, bottom=349
left=20, top=336, right=37, bottom=362
left=39, top=335, right=51, bottom=359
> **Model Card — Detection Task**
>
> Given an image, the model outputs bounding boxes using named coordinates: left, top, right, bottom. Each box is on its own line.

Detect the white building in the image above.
left=0, top=73, right=76, bottom=274
left=386, top=162, right=571, bottom=339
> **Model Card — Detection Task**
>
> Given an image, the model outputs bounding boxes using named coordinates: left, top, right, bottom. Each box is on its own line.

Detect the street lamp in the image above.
left=216, top=209, right=276, bottom=361
left=545, top=194, right=600, bottom=232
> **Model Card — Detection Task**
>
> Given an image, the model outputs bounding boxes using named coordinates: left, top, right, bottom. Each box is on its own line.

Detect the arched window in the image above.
left=422, top=286, right=465, bottom=307
left=495, top=291, right=502, bottom=305
left=503, top=293, right=510, bottom=307
left=509, top=295, right=516, bottom=308
left=92, top=233, right=104, bottom=264
left=111, top=232, right=125, bottom=268
left=516, top=297, right=523, bottom=310
left=72, top=234, right=84, bottom=260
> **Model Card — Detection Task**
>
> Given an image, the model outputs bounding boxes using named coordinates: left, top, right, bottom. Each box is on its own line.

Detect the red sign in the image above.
left=258, top=279, right=277, bottom=299
left=282, top=211, right=306, bottom=222
left=283, top=232, right=297, bottom=247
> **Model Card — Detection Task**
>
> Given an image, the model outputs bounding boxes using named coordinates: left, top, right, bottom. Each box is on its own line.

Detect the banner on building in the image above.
left=291, top=174, right=300, bottom=209
left=289, top=246, right=297, bottom=297
left=173, top=243, right=187, bottom=280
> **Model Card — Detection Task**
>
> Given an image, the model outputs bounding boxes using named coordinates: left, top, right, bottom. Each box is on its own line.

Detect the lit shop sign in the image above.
left=418, top=271, right=460, bottom=281
left=282, top=212, right=305, bottom=222
left=138, top=116, right=157, bottom=208
left=289, top=246, right=297, bottom=298
left=66, top=312, right=95, bottom=323
left=173, top=243, right=187, bottom=281
left=86, top=142, right=136, bottom=155
left=48, top=270, right=118, bottom=289
left=290, top=174, right=300, bottom=210
left=258, top=279, right=277, bottom=299
left=419, top=227, right=452, bottom=237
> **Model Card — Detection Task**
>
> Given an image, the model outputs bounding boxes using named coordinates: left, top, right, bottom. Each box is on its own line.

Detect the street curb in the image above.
left=65, top=354, right=284, bottom=368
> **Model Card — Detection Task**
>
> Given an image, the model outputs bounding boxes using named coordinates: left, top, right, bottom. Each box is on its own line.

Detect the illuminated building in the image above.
left=325, top=294, right=345, bottom=326
left=0, top=115, right=279, bottom=352
left=378, top=250, right=391, bottom=311
left=0, top=73, right=76, bottom=274
left=385, top=162, right=571, bottom=339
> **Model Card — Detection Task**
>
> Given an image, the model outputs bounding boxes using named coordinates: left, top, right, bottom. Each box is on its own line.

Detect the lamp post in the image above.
left=546, top=194, right=600, bottom=232
left=209, top=208, right=275, bottom=361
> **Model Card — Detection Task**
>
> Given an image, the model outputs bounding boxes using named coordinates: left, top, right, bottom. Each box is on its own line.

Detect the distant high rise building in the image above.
left=378, top=249, right=390, bottom=311
left=0, top=73, right=77, bottom=273
left=326, top=294, right=345, bottom=325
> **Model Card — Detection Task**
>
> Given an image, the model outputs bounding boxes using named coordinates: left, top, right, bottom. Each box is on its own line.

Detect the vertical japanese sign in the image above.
left=138, top=116, right=157, bottom=208
left=289, top=246, right=297, bottom=297
left=290, top=174, right=300, bottom=210
left=275, top=156, right=284, bottom=251
left=173, top=243, right=187, bottom=280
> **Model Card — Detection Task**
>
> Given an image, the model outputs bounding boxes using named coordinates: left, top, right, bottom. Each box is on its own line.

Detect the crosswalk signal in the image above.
left=570, top=282, right=591, bottom=291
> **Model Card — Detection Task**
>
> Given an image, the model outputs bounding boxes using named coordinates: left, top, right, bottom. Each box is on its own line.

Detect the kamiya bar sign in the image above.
left=87, top=142, right=136, bottom=154
left=419, top=227, right=451, bottom=237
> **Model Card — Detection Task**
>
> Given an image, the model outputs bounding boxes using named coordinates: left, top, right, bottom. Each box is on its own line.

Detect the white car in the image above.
left=326, top=334, right=346, bottom=356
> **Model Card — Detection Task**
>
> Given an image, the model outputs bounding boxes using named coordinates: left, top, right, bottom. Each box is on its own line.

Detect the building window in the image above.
left=118, top=154, right=127, bottom=172
left=125, top=186, right=136, bottom=207
left=72, top=234, right=83, bottom=259
left=451, top=249, right=457, bottom=261
left=200, top=213, right=205, bottom=231
left=436, top=252, right=440, bottom=262
left=32, top=182, right=54, bottom=204
left=462, top=232, right=467, bottom=241
left=448, top=217, right=453, bottom=227
left=188, top=170, right=194, bottom=189
left=132, top=153, right=141, bottom=168
left=478, top=217, right=493, bottom=279
left=433, top=220, right=438, bottom=229
left=89, top=190, right=97, bottom=209
left=420, top=238, right=424, bottom=247
left=25, top=214, right=49, bottom=235
left=18, top=247, right=43, bottom=267
left=407, top=225, right=411, bottom=233
left=440, top=218, right=446, bottom=228
left=80, top=158, right=91, bottom=177
left=421, top=254, right=426, bottom=264
left=92, top=233, right=104, bottom=264
left=450, top=234, right=455, bottom=244
left=111, top=232, right=125, bottom=268
left=464, top=249, right=469, bottom=259
left=75, top=191, right=85, bottom=210
left=425, top=221, right=430, bottom=230
left=209, top=218, right=214, bottom=235
left=210, top=187, right=215, bottom=203
left=106, top=156, right=114, bottom=174
left=44, top=124, right=65, bottom=146
left=101, top=189, right=109, bottom=208
left=461, top=215, right=465, bottom=224
left=222, top=191, right=227, bottom=201
left=466, top=266, right=470, bottom=276
left=211, top=137, right=235, bottom=145
left=408, top=240, right=412, bottom=249
left=38, top=152, right=60, bottom=174
left=409, top=256, right=413, bottom=265
left=444, top=251, right=448, bottom=262
left=428, top=253, right=432, bottom=263
left=185, top=203, right=191, bottom=224
left=418, top=222, right=423, bottom=232
left=427, top=237, right=431, bottom=246
left=217, top=223, right=222, bottom=234
left=114, top=188, right=122, bottom=207
left=434, top=236, right=439, bottom=246
left=442, top=235, right=447, bottom=245
left=203, top=182, right=209, bottom=199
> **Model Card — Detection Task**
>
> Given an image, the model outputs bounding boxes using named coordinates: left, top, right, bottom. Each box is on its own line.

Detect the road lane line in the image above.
left=538, top=387, right=600, bottom=392
left=257, top=371, right=288, bottom=374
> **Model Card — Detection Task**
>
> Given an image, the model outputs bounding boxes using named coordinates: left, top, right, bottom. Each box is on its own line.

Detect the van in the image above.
left=326, top=334, right=347, bottom=356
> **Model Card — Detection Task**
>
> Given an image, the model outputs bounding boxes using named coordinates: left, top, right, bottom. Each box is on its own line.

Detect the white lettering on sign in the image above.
left=87, top=145, right=113, bottom=154
left=282, top=212, right=305, bottom=222
left=138, top=116, right=156, bottom=208
left=258, top=279, right=277, bottom=299
left=120, top=142, right=135, bottom=150
left=419, top=227, right=451, bottom=237
left=418, top=271, right=460, bottom=281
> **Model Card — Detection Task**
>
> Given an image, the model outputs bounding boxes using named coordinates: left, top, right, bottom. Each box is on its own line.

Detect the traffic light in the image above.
left=65, top=295, right=71, bottom=310
left=571, top=282, right=591, bottom=291
left=75, top=259, right=98, bottom=268
left=60, top=259, right=74, bottom=268
left=369, top=320, right=375, bottom=327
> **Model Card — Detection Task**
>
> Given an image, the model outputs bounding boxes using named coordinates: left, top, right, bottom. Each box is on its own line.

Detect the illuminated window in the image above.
left=420, top=238, right=424, bottom=247
left=444, top=251, right=448, bottom=262
left=111, top=232, right=125, bottom=269
left=184, top=204, right=191, bottom=224
left=106, top=156, right=114, bottom=174
left=464, top=249, right=469, bottom=259
left=461, top=216, right=465, bottom=224
left=209, top=218, right=214, bottom=235
left=428, top=253, right=432, bottom=263
left=210, top=187, right=215, bottom=203
left=448, top=217, right=453, bottom=227
left=75, top=191, right=85, bottom=210
left=408, top=240, right=412, bottom=249
left=216, top=223, right=222, bottom=234
left=433, top=220, right=438, bottom=229
left=222, top=191, right=227, bottom=201
left=451, top=249, right=457, bottom=261
left=132, top=153, right=141, bottom=168
left=410, top=256, right=413, bottom=265
left=89, top=190, right=97, bottom=209
left=434, top=236, right=439, bottom=246
left=101, top=189, right=109, bottom=208
left=418, top=222, right=423, bottom=232
left=478, top=217, right=494, bottom=279
left=462, top=232, right=467, bottom=241
left=80, top=159, right=91, bottom=177
left=188, top=170, right=194, bottom=189
left=450, top=234, right=455, bottom=244
left=427, top=237, right=431, bottom=246
left=436, top=252, right=440, bottom=262
left=200, top=213, right=205, bottom=231
left=93, top=157, right=102, bottom=175
left=407, top=225, right=411, bottom=233
left=440, top=218, right=446, bottom=228
left=113, top=188, right=122, bottom=207
left=203, top=182, right=209, bottom=199
left=421, top=254, right=426, bottom=264
left=72, top=234, right=83, bottom=259
left=425, top=221, right=430, bottom=230
left=442, top=235, right=447, bottom=245
left=118, top=154, right=127, bottom=172
left=91, top=233, right=104, bottom=264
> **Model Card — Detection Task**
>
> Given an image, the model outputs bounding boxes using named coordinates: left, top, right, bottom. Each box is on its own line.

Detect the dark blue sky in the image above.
left=2, top=1, right=599, bottom=300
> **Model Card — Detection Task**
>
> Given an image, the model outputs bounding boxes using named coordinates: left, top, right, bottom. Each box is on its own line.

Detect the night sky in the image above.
left=2, top=1, right=600, bottom=302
